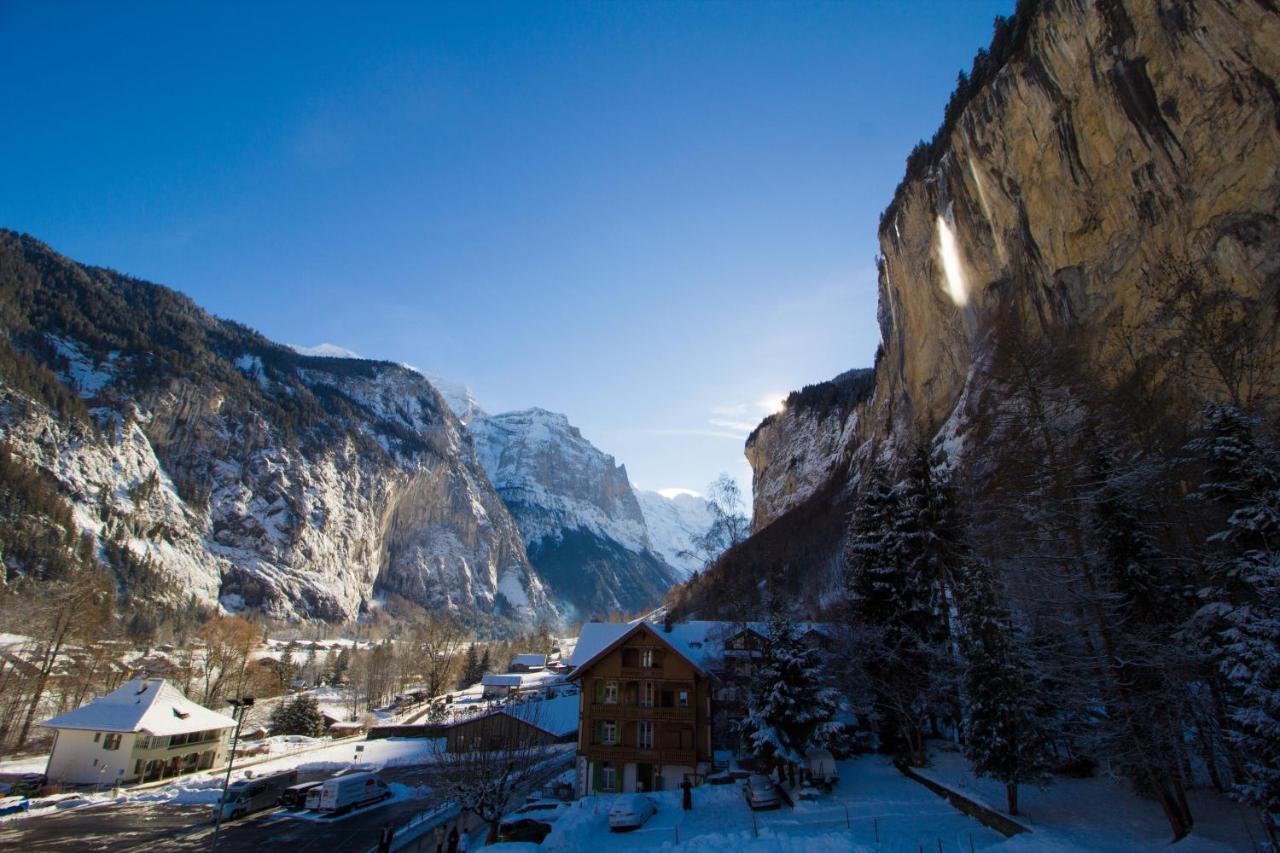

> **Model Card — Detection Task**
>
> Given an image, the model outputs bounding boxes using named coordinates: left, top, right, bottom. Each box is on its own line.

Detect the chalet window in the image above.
left=638, top=721, right=653, bottom=749
left=103, top=733, right=122, bottom=751
left=641, top=649, right=654, bottom=668
left=93, top=732, right=101, bottom=743
left=602, top=720, right=617, bottom=745
left=134, top=760, right=142, bottom=775
left=678, top=689, right=689, bottom=707
left=601, top=762, right=617, bottom=791
left=640, top=681, right=655, bottom=708
left=136, top=736, right=150, bottom=750
left=603, top=680, right=619, bottom=704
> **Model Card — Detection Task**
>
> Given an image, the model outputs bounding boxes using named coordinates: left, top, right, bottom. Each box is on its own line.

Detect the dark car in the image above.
left=279, top=781, right=323, bottom=810
left=0, top=774, right=47, bottom=798
left=497, top=817, right=555, bottom=843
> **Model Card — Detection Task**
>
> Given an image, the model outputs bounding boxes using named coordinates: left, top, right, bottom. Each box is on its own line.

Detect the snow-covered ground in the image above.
left=528, top=752, right=1266, bottom=852
left=538, top=755, right=1007, bottom=852
left=918, top=744, right=1264, bottom=852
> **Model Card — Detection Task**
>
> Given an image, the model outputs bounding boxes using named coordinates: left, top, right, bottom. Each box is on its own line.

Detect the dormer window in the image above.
left=173, top=709, right=190, bottom=719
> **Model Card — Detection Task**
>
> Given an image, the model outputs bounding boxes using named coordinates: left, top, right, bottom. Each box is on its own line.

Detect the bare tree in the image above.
left=409, top=612, right=467, bottom=699
left=681, top=473, right=751, bottom=570
left=433, top=704, right=557, bottom=843
left=196, top=615, right=262, bottom=706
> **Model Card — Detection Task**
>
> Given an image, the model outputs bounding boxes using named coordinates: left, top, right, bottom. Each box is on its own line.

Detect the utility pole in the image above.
left=210, top=696, right=254, bottom=852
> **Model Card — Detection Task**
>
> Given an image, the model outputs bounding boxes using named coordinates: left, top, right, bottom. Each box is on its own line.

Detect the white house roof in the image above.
left=512, top=653, right=547, bottom=668
left=502, top=694, right=579, bottom=738
left=39, top=678, right=237, bottom=736
left=566, top=619, right=835, bottom=674
left=482, top=674, right=524, bottom=687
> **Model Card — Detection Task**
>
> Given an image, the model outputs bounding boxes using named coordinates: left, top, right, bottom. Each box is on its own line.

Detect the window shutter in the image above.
left=595, top=679, right=604, bottom=702
left=593, top=719, right=603, bottom=743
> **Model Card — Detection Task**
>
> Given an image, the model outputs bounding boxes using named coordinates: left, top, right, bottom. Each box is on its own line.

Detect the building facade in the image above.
left=569, top=622, right=712, bottom=795
left=40, top=678, right=236, bottom=786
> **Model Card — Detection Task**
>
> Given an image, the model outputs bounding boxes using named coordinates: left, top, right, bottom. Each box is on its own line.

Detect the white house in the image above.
left=40, top=678, right=237, bottom=786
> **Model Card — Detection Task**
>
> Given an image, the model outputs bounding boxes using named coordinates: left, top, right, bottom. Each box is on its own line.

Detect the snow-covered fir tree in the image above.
left=268, top=693, right=324, bottom=737
left=954, top=559, right=1054, bottom=816
left=742, top=595, right=841, bottom=778
left=1187, top=404, right=1280, bottom=844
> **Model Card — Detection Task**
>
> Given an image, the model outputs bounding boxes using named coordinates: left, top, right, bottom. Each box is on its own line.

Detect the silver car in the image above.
left=744, top=774, right=782, bottom=810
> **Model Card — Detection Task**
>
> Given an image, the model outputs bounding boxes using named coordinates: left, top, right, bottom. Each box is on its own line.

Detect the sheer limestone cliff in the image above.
left=695, top=0, right=1280, bottom=613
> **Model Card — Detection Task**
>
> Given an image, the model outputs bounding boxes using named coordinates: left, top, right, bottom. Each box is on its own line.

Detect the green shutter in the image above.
left=592, top=761, right=601, bottom=792
left=595, top=679, right=604, bottom=702
left=593, top=719, right=603, bottom=744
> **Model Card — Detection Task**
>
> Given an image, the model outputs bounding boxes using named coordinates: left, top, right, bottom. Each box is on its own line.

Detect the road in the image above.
left=0, top=753, right=573, bottom=852
left=0, top=766, right=440, bottom=852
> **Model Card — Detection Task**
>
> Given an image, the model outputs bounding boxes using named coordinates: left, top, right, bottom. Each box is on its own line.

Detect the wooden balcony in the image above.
left=586, top=745, right=697, bottom=766
left=619, top=666, right=664, bottom=679
left=589, top=703, right=695, bottom=721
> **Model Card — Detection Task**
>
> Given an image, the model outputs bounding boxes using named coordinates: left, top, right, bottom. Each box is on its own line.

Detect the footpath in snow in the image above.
left=916, top=744, right=1265, bottom=853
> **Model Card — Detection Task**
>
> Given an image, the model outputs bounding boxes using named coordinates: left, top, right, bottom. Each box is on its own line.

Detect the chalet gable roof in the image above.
left=566, top=622, right=709, bottom=680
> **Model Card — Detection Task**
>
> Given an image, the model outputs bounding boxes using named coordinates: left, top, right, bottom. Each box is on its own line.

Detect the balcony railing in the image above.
left=587, top=745, right=697, bottom=765
left=591, top=704, right=694, bottom=721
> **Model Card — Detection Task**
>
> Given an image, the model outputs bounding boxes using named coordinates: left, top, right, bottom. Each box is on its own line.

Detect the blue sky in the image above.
left=0, top=1, right=1011, bottom=499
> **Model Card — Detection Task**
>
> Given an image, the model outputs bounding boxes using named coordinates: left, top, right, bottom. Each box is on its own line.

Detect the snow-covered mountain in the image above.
left=424, top=374, right=487, bottom=425
left=469, top=409, right=679, bottom=618
left=633, top=490, right=715, bottom=578
left=1, top=231, right=549, bottom=625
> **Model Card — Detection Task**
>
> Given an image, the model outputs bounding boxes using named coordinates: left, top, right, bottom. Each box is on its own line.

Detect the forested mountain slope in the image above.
left=0, top=230, right=549, bottom=627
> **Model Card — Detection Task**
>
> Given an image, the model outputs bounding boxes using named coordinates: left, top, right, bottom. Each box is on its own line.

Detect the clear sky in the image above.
left=0, top=0, right=1011, bottom=499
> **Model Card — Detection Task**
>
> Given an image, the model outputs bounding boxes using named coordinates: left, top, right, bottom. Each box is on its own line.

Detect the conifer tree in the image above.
left=459, top=643, right=481, bottom=689
left=954, top=560, right=1054, bottom=815
left=268, top=693, right=324, bottom=737
left=844, top=466, right=905, bottom=624
left=742, top=595, right=841, bottom=776
left=1187, top=404, right=1280, bottom=844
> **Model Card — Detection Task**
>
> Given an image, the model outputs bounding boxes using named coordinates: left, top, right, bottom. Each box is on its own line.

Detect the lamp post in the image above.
left=210, top=696, right=254, bottom=852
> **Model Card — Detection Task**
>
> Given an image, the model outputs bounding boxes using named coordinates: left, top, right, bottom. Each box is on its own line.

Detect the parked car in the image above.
left=213, top=770, right=298, bottom=821
left=0, top=773, right=47, bottom=798
left=805, top=749, right=838, bottom=791
left=498, top=816, right=557, bottom=843
left=744, top=774, right=782, bottom=810
left=279, top=780, right=323, bottom=810
left=317, top=771, right=390, bottom=813
left=608, top=794, right=656, bottom=831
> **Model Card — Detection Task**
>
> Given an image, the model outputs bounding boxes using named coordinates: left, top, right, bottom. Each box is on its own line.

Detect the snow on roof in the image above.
left=482, top=674, right=524, bottom=687
left=40, top=678, right=237, bottom=736
left=501, top=694, right=579, bottom=738
left=512, top=653, right=547, bottom=668
left=566, top=620, right=835, bottom=674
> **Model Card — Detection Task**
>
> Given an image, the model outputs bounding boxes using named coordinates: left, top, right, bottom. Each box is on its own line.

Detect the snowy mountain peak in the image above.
left=634, top=490, right=715, bottom=578
left=289, top=342, right=362, bottom=359
left=423, top=374, right=487, bottom=425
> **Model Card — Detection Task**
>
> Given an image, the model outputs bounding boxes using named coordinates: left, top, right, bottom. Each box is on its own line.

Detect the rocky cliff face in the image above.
left=469, top=408, right=679, bottom=618
left=698, top=0, right=1280, bottom=611
left=0, top=231, right=549, bottom=623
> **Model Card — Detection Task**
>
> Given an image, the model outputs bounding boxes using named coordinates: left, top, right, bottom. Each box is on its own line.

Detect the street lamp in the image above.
left=210, top=696, right=255, bottom=852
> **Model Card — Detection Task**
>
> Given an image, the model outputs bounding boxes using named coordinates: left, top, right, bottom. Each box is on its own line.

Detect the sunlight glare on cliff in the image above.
left=936, top=215, right=970, bottom=306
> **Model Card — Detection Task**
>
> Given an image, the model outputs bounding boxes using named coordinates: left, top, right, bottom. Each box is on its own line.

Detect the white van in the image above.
left=213, top=769, right=298, bottom=821
left=317, top=771, right=390, bottom=813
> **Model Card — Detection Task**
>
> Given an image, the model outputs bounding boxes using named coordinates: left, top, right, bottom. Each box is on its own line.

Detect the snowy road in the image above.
left=0, top=765, right=440, bottom=852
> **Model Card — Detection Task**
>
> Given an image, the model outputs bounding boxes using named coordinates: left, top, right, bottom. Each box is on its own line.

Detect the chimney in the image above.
left=663, top=612, right=673, bottom=633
